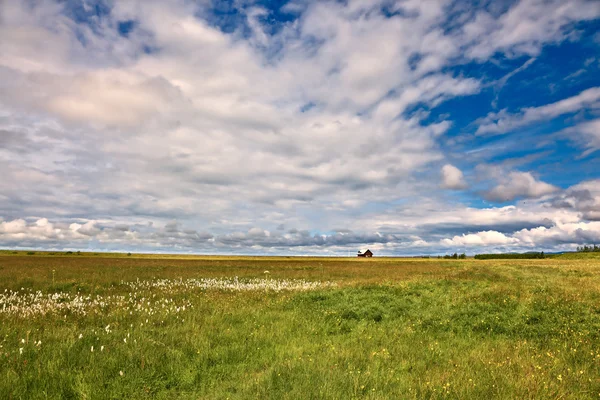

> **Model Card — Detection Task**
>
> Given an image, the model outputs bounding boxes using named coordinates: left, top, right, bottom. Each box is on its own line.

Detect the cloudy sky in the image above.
left=1, top=0, right=599, bottom=255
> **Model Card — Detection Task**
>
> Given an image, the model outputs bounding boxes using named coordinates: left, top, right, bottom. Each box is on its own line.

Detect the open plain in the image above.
left=1, top=252, right=600, bottom=399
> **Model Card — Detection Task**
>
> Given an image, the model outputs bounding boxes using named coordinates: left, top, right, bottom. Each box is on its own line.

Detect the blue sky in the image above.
left=0, top=0, right=599, bottom=255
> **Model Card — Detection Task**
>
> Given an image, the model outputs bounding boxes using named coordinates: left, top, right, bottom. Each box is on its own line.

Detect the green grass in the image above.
left=1, top=255, right=600, bottom=399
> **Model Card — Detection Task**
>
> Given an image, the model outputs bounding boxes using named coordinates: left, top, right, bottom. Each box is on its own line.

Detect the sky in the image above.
left=0, top=0, right=599, bottom=256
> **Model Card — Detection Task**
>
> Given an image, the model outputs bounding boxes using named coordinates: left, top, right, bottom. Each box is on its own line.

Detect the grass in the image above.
left=1, top=254, right=600, bottom=399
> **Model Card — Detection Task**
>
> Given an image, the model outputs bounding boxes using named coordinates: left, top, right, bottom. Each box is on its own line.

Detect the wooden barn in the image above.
left=357, top=249, right=373, bottom=257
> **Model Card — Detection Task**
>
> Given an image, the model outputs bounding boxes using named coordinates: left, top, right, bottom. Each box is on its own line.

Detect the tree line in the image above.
left=474, top=252, right=545, bottom=259
left=576, top=245, right=600, bottom=253
left=437, top=253, right=467, bottom=259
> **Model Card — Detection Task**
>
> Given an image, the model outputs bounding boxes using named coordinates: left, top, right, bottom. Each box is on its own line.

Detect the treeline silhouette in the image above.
left=577, top=245, right=600, bottom=253
left=474, top=252, right=545, bottom=259
left=437, top=253, right=467, bottom=259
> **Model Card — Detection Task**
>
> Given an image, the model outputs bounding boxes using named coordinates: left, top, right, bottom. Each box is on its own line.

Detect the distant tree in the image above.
left=127, top=252, right=132, bottom=256
left=474, top=252, right=545, bottom=259
left=577, top=244, right=600, bottom=253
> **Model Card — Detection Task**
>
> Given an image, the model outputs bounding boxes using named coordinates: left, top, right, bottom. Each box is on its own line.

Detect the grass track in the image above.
left=1, top=254, right=600, bottom=399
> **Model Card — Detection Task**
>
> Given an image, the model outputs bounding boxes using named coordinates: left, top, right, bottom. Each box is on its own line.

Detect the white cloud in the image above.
left=551, top=179, right=600, bottom=221
left=561, top=119, right=600, bottom=156
left=441, top=164, right=468, bottom=190
left=484, top=171, right=559, bottom=202
left=460, top=0, right=600, bottom=60
left=476, top=87, right=600, bottom=135
left=514, top=222, right=600, bottom=246
left=442, top=230, right=517, bottom=246
left=439, top=221, right=600, bottom=250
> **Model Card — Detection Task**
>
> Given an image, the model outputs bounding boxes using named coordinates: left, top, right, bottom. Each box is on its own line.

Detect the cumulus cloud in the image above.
left=442, top=230, right=517, bottom=246
left=551, top=180, right=600, bottom=221
left=0, top=217, right=402, bottom=254
left=441, top=164, right=468, bottom=190
left=514, top=222, right=600, bottom=246
left=439, top=222, right=600, bottom=251
left=484, top=171, right=559, bottom=202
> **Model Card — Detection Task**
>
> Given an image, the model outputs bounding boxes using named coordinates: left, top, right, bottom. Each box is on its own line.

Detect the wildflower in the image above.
left=19, top=348, right=23, bottom=355
left=119, top=370, right=124, bottom=376
left=91, top=346, right=94, bottom=352
left=78, top=334, right=83, bottom=339
left=100, top=346, right=104, bottom=352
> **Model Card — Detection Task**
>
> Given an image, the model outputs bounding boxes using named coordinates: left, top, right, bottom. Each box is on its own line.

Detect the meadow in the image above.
left=1, top=253, right=599, bottom=399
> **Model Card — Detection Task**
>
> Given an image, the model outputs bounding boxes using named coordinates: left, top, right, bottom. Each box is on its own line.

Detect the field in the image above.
left=1, top=253, right=600, bottom=399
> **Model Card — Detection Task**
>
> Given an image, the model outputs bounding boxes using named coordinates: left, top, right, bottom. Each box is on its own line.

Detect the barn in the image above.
left=357, top=249, right=373, bottom=257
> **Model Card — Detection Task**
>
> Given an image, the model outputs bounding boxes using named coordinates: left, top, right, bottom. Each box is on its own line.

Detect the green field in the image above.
left=1, top=254, right=600, bottom=399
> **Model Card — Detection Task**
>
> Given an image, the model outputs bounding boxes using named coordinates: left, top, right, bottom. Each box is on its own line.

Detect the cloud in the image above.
left=484, top=171, right=559, bottom=202
left=514, top=222, right=600, bottom=246
left=439, top=221, right=600, bottom=250
left=459, top=0, right=600, bottom=60
left=561, top=119, right=600, bottom=156
left=551, top=179, right=600, bottom=221
left=476, top=87, right=600, bottom=135
left=442, top=230, right=517, bottom=246
left=0, top=0, right=598, bottom=254
left=440, top=164, right=468, bottom=190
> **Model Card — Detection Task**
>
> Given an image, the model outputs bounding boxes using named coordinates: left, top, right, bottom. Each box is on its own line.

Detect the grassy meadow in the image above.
left=1, top=253, right=600, bottom=399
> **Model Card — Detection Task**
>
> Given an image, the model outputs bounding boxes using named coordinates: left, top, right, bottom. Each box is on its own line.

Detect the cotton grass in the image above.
left=0, top=278, right=334, bottom=318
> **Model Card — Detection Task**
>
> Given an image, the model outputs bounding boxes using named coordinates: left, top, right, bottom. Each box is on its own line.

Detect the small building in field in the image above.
left=357, top=249, right=373, bottom=257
